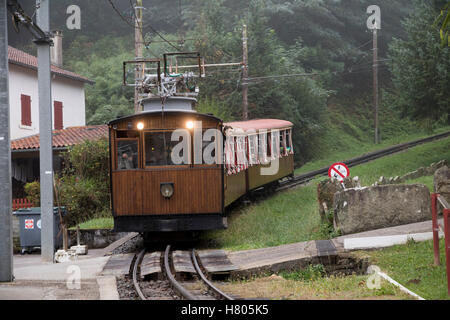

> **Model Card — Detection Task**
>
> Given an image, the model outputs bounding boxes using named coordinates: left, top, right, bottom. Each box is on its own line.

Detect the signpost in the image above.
left=328, top=162, right=350, bottom=183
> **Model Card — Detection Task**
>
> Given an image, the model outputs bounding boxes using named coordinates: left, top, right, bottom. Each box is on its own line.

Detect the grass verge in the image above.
left=72, top=217, right=114, bottom=230
left=358, top=239, right=449, bottom=300
left=203, top=136, right=450, bottom=250
left=218, top=271, right=412, bottom=300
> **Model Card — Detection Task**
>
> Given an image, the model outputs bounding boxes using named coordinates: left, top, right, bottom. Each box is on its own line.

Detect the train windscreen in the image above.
left=144, top=132, right=184, bottom=166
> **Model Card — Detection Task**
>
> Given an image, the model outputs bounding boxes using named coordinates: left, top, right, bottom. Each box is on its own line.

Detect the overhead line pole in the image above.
left=0, top=0, right=13, bottom=282
left=36, top=0, right=55, bottom=262
left=242, top=24, right=248, bottom=120
left=373, top=23, right=380, bottom=144
left=134, top=0, right=143, bottom=113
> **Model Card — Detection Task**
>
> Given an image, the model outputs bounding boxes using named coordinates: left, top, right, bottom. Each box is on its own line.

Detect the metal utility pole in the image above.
left=134, top=0, right=143, bottom=114
left=0, top=0, right=13, bottom=282
left=36, top=0, right=55, bottom=262
left=242, top=24, right=248, bottom=120
left=373, top=23, right=379, bottom=144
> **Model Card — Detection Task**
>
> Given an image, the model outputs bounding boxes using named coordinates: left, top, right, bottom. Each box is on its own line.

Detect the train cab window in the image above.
left=117, top=140, right=139, bottom=170
left=267, top=132, right=272, bottom=158
left=280, top=130, right=285, bottom=155
left=117, top=130, right=140, bottom=139
left=145, top=132, right=184, bottom=166
left=202, top=130, right=216, bottom=165
left=286, top=129, right=292, bottom=153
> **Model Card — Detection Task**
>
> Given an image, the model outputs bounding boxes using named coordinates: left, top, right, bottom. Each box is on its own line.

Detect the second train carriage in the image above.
left=108, top=109, right=294, bottom=234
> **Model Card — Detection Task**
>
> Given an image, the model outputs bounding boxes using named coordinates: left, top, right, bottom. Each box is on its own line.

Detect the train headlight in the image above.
left=160, top=183, right=174, bottom=199
left=186, top=121, right=194, bottom=129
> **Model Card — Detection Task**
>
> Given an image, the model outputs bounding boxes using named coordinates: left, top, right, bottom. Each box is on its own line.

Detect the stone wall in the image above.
left=334, top=184, right=431, bottom=235
left=317, top=177, right=361, bottom=223
left=372, top=160, right=447, bottom=186
left=68, top=229, right=129, bottom=249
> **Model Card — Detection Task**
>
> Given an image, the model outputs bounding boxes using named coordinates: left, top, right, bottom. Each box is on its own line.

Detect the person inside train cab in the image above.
left=118, top=151, right=136, bottom=170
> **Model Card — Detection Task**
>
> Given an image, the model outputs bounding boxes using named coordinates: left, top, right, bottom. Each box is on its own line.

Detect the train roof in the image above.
left=108, top=110, right=222, bottom=126
left=224, top=119, right=293, bottom=131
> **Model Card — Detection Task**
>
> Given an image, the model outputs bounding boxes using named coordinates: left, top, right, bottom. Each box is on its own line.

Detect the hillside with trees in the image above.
left=8, top=0, right=449, bottom=165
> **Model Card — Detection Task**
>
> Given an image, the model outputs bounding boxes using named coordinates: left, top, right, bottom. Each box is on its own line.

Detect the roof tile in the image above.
left=11, top=125, right=108, bottom=151
left=8, top=46, right=94, bottom=84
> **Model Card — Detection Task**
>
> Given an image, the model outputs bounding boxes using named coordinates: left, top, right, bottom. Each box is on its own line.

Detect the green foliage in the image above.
left=24, top=181, right=40, bottom=207
left=65, top=36, right=135, bottom=125
left=434, top=2, right=450, bottom=47
left=56, top=138, right=110, bottom=227
left=280, top=264, right=326, bottom=282
left=388, top=0, right=450, bottom=124
left=367, top=238, right=450, bottom=300
left=61, top=138, right=110, bottom=181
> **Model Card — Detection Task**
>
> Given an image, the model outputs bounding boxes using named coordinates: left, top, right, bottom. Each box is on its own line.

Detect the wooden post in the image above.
left=373, top=25, right=379, bottom=144
left=63, top=226, right=68, bottom=251
left=444, top=207, right=450, bottom=295
left=242, top=25, right=249, bottom=120
left=432, top=193, right=441, bottom=266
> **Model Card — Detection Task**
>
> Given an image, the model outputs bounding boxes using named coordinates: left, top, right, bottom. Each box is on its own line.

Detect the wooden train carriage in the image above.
left=109, top=110, right=226, bottom=232
left=223, top=119, right=295, bottom=206
left=109, top=111, right=294, bottom=234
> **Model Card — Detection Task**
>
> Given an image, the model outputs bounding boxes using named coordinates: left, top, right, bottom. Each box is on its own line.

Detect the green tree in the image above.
left=389, top=0, right=450, bottom=125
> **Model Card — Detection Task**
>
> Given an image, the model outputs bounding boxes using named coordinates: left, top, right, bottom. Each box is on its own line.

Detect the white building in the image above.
left=8, top=45, right=93, bottom=140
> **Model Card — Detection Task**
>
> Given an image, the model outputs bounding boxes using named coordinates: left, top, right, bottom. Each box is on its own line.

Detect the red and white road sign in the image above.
left=328, top=163, right=350, bottom=182
left=25, top=219, right=34, bottom=230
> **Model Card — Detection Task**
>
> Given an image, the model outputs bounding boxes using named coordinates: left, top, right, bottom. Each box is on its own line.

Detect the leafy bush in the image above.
left=280, top=264, right=326, bottom=282
left=56, top=138, right=111, bottom=227
left=24, top=181, right=40, bottom=207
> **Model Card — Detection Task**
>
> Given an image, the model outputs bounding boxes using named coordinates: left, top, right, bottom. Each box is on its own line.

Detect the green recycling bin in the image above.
left=13, top=207, right=65, bottom=254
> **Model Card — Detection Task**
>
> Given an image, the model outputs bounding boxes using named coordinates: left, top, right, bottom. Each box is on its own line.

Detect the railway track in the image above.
left=277, top=130, right=450, bottom=191
left=132, top=245, right=235, bottom=300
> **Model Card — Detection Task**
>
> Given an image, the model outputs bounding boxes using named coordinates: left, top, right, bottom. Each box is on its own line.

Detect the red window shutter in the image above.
left=54, top=101, right=63, bottom=130
left=21, top=94, right=32, bottom=126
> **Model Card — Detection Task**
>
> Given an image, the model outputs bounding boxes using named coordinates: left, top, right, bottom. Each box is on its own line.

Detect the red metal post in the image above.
left=432, top=193, right=440, bottom=266
left=444, top=208, right=450, bottom=296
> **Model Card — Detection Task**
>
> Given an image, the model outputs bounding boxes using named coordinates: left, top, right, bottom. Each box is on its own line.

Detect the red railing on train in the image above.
left=12, top=198, right=34, bottom=211
left=431, top=193, right=450, bottom=295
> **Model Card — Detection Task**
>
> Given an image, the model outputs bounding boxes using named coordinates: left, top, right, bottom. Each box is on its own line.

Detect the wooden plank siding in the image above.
left=112, top=168, right=222, bottom=216
left=110, top=112, right=224, bottom=217
left=224, top=155, right=294, bottom=207
left=247, top=155, right=294, bottom=190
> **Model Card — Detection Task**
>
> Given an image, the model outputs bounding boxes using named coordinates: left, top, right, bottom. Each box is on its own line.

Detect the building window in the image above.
left=20, top=94, right=32, bottom=127
left=54, top=101, right=63, bottom=130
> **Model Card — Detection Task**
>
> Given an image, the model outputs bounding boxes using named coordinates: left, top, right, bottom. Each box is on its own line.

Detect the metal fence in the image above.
left=12, top=198, right=33, bottom=211
left=431, top=193, right=450, bottom=295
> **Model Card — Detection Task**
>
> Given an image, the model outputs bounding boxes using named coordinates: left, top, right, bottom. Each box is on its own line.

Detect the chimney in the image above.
left=50, top=30, right=63, bottom=67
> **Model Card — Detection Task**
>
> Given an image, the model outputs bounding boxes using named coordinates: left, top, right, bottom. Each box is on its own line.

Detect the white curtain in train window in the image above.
left=248, top=134, right=259, bottom=166
left=271, top=129, right=281, bottom=160
left=224, top=135, right=236, bottom=175
left=235, top=135, right=248, bottom=171
left=258, top=131, right=268, bottom=164
left=288, top=129, right=294, bottom=154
